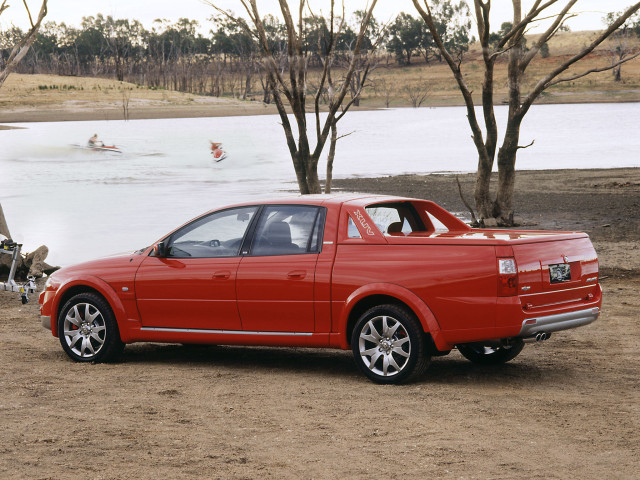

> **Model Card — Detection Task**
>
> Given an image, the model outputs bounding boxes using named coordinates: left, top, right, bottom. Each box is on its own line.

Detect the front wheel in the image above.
left=351, top=304, right=430, bottom=384
left=58, top=293, right=124, bottom=363
left=457, top=340, right=524, bottom=365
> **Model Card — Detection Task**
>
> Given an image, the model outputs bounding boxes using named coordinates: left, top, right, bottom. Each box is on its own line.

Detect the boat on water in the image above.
left=71, top=143, right=122, bottom=154
left=88, top=144, right=122, bottom=154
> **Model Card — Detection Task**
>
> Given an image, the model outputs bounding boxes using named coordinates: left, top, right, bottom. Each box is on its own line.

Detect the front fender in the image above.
left=50, top=275, right=128, bottom=339
left=338, top=283, right=451, bottom=351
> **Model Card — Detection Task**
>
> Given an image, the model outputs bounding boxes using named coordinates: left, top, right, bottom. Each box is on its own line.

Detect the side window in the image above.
left=365, top=203, right=425, bottom=236
left=168, top=206, right=257, bottom=258
left=251, top=205, right=324, bottom=256
left=366, top=206, right=402, bottom=234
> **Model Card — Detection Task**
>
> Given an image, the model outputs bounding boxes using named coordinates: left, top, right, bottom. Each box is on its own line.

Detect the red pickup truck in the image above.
left=39, top=195, right=601, bottom=384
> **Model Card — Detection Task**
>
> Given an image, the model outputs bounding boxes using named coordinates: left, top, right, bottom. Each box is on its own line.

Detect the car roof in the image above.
left=223, top=193, right=420, bottom=209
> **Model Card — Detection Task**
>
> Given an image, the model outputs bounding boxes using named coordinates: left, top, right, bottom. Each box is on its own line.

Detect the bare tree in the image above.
left=121, top=88, right=131, bottom=121
left=374, top=77, right=394, bottom=107
left=210, top=0, right=378, bottom=194
left=413, top=0, right=640, bottom=225
left=404, top=81, right=430, bottom=107
left=603, top=9, right=640, bottom=81
left=0, top=0, right=48, bottom=88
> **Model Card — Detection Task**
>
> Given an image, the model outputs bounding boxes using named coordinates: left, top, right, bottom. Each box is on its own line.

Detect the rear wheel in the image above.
left=351, top=304, right=430, bottom=384
left=58, top=293, right=124, bottom=363
left=457, top=340, right=524, bottom=365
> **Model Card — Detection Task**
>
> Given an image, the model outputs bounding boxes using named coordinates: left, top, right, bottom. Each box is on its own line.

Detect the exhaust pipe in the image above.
left=522, top=332, right=551, bottom=343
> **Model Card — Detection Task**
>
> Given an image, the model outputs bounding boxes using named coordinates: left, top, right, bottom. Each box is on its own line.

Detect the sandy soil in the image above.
left=1, top=168, right=639, bottom=479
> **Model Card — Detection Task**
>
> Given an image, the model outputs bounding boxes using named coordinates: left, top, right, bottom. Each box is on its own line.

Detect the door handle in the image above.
left=212, top=270, right=231, bottom=279
left=287, top=270, right=306, bottom=279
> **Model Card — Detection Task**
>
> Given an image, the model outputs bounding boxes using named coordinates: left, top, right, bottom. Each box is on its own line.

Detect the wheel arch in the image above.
left=339, top=283, right=450, bottom=351
left=51, top=277, right=126, bottom=338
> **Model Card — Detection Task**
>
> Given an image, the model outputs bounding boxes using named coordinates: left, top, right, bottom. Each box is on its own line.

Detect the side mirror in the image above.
left=153, top=241, right=167, bottom=257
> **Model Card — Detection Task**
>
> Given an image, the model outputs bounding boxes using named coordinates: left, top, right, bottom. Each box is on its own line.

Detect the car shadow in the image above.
left=113, top=343, right=562, bottom=386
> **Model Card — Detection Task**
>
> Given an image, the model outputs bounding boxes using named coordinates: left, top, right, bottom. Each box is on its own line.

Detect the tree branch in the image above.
left=311, top=0, right=378, bottom=160
left=547, top=50, right=640, bottom=86
left=413, top=0, right=489, bottom=162
left=0, top=0, right=48, bottom=88
left=516, top=139, right=535, bottom=150
left=21, top=0, right=35, bottom=28
left=519, top=0, right=578, bottom=72
left=496, top=0, right=559, bottom=50
left=519, top=1, right=640, bottom=118
left=456, top=176, right=478, bottom=225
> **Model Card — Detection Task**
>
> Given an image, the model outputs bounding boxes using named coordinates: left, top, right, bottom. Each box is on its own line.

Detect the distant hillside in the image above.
left=1, top=29, right=639, bottom=122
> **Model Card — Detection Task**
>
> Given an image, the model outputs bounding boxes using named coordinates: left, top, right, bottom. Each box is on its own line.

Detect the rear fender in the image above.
left=338, top=283, right=450, bottom=351
left=50, top=276, right=128, bottom=340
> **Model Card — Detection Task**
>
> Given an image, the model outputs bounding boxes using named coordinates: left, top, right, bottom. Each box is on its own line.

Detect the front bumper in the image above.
left=517, top=307, right=600, bottom=337
left=41, top=316, right=52, bottom=331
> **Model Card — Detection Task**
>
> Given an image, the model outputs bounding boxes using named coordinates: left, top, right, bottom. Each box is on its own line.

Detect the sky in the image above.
left=0, top=0, right=635, bottom=33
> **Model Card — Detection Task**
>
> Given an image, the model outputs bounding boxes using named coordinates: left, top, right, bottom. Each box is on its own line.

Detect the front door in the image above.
left=236, top=205, right=325, bottom=333
left=135, top=206, right=258, bottom=330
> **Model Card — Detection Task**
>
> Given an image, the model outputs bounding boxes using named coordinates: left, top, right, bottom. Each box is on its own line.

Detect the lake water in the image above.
left=1, top=102, right=639, bottom=266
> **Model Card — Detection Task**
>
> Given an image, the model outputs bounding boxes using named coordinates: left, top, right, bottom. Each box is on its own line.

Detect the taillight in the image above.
left=498, top=258, right=518, bottom=296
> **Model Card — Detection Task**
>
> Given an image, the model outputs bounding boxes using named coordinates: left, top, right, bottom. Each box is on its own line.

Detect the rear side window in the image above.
left=365, top=203, right=426, bottom=235
left=347, top=217, right=362, bottom=238
left=251, top=205, right=325, bottom=256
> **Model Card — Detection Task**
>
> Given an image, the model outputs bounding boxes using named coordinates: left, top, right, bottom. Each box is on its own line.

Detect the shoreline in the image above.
left=2, top=96, right=640, bottom=126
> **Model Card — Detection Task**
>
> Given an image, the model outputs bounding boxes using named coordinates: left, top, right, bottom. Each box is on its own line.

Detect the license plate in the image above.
left=549, top=263, right=571, bottom=283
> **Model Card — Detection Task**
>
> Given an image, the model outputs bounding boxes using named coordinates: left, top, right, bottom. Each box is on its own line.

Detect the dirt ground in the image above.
left=1, top=168, right=639, bottom=479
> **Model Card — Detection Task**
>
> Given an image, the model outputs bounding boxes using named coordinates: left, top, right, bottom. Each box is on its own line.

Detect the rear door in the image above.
left=236, top=205, right=325, bottom=333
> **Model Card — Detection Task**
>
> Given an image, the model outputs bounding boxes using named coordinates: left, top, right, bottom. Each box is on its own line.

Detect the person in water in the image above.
left=89, top=134, right=104, bottom=147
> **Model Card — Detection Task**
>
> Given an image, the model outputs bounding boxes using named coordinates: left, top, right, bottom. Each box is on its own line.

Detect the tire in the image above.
left=457, top=340, right=524, bottom=365
left=351, top=304, right=430, bottom=384
left=58, top=292, right=125, bottom=363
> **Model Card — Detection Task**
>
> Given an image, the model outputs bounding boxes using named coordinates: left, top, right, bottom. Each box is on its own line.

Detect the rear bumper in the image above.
left=517, top=307, right=600, bottom=337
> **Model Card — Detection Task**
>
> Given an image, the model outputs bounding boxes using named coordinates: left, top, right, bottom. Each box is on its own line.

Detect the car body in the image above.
left=39, top=194, right=602, bottom=383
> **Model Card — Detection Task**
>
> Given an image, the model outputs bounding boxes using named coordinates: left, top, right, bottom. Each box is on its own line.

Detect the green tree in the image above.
left=424, top=0, right=471, bottom=62
left=387, top=12, right=423, bottom=65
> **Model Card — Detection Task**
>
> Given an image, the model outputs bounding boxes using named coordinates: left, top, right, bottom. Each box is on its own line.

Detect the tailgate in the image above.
left=513, top=236, right=599, bottom=311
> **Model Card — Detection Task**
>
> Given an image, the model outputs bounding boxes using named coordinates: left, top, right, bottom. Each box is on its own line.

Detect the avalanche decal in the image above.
left=354, top=209, right=375, bottom=236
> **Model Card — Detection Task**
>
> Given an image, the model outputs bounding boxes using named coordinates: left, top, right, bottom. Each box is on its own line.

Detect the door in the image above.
left=236, top=205, right=325, bottom=333
left=135, top=206, right=258, bottom=330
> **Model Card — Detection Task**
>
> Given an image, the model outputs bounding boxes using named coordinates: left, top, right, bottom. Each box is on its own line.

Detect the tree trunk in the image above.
left=473, top=154, right=494, bottom=220
left=292, top=153, right=310, bottom=194
left=493, top=118, right=522, bottom=224
left=325, top=121, right=337, bottom=194
left=306, top=154, right=322, bottom=194
left=492, top=1, right=523, bottom=226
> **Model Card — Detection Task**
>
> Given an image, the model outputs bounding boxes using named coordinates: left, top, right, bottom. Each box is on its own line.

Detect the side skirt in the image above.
left=127, top=327, right=333, bottom=348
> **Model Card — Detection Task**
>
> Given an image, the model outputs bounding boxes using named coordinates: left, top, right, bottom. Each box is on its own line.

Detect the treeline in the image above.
left=0, top=5, right=472, bottom=100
